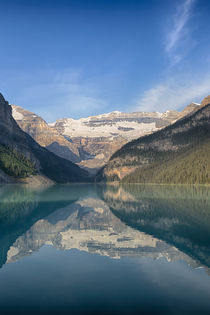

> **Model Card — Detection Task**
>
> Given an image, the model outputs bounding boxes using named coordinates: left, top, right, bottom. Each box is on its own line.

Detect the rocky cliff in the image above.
left=12, top=106, right=80, bottom=163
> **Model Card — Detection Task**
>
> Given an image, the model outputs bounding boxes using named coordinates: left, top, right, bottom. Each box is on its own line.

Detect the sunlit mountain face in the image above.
left=0, top=184, right=210, bottom=314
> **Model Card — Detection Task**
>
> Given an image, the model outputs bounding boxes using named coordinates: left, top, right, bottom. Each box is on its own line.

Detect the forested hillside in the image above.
left=0, top=145, right=36, bottom=178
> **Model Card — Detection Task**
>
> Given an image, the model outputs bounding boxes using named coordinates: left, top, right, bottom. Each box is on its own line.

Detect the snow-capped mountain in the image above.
left=12, top=103, right=201, bottom=174
left=49, top=110, right=181, bottom=173
left=49, top=110, right=178, bottom=140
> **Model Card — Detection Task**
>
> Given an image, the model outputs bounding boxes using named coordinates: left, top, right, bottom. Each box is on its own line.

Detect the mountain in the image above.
left=0, top=93, right=88, bottom=184
left=201, top=95, right=210, bottom=107
left=99, top=97, right=210, bottom=184
left=178, top=102, right=201, bottom=118
left=12, top=104, right=187, bottom=174
left=12, top=100, right=202, bottom=175
left=50, top=110, right=181, bottom=174
left=12, top=105, right=80, bottom=163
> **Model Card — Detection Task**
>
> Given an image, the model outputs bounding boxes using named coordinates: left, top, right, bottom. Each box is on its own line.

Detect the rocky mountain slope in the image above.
left=12, top=102, right=200, bottom=174
left=0, top=93, right=88, bottom=183
left=12, top=106, right=80, bottom=163
left=99, top=96, right=210, bottom=184
left=50, top=110, right=181, bottom=173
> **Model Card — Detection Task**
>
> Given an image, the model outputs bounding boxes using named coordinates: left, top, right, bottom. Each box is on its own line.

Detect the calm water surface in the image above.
left=0, top=184, right=210, bottom=314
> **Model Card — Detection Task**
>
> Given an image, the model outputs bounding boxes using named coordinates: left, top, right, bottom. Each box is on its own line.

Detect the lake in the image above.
left=0, top=184, right=210, bottom=314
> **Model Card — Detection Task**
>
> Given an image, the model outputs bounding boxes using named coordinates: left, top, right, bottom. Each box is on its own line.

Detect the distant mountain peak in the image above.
left=201, top=95, right=210, bottom=107
left=0, top=93, right=6, bottom=103
left=100, top=100, right=210, bottom=184
left=178, top=102, right=202, bottom=119
left=11, top=105, right=80, bottom=163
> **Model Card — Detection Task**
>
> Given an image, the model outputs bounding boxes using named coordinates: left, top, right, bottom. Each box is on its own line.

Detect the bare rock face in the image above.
left=12, top=106, right=80, bottom=163
left=70, top=136, right=127, bottom=174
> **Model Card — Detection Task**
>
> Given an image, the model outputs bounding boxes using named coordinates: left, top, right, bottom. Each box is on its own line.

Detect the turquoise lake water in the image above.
left=0, top=184, right=210, bottom=314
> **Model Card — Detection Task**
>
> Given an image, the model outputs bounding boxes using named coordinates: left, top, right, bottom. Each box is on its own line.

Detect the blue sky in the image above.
left=0, top=0, right=210, bottom=121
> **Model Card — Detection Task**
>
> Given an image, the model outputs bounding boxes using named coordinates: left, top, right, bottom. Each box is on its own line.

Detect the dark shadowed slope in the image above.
left=0, top=93, right=88, bottom=183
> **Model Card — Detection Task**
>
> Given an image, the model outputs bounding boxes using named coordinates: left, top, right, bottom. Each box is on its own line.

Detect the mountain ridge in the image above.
left=99, top=96, right=210, bottom=184
left=0, top=93, right=88, bottom=184
left=12, top=105, right=80, bottom=163
left=12, top=101, right=200, bottom=175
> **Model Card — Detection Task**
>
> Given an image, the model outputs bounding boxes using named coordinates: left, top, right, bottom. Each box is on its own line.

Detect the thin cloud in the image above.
left=19, top=83, right=107, bottom=122
left=1, top=69, right=108, bottom=121
left=136, top=76, right=210, bottom=113
left=165, top=0, right=195, bottom=63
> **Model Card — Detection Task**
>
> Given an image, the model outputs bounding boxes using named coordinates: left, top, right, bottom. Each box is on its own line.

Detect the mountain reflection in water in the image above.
left=0, top=184, right=210, bottom=314
left=101, top=184, right=210, bottom=271
left=0, top=184, right=209, bottom=272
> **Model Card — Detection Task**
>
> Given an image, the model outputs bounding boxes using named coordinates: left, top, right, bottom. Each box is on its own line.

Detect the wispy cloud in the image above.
left=1, top=69, right=108, bottom=121
left=135, top=0, right=206, bottom=114
left=136, top=75, right=210, bottom=112
left=18, top=83, right=107, bottom=122
left=165, top=0, right=195, bottom=64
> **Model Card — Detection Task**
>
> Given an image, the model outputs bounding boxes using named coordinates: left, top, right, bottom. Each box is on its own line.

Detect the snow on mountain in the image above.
left=11, top=106, right=24, bottom=120
left=12, top=103, right=201, bottom=175
left=50, top=118, right=157, bottom=140
left=50, top=111, right=173, bottom=141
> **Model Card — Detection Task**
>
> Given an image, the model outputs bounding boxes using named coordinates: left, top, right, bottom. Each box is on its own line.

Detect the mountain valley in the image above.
left=1, top=90, right=209, bottom=185
left=12, top=101, right=201, bottom=175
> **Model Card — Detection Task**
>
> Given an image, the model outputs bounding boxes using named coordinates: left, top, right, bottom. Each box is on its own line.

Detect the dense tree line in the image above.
left=0, top=145, right=36, bottom=178
left=122, top=139, right=210, bottom=184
